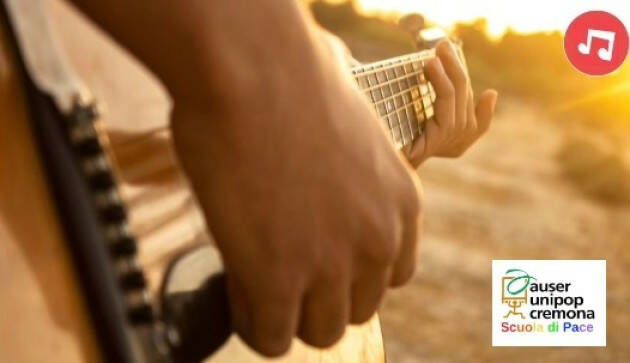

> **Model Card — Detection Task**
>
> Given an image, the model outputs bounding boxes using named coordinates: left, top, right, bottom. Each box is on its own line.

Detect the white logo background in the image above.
left=492, top=260, right=606, bottom=346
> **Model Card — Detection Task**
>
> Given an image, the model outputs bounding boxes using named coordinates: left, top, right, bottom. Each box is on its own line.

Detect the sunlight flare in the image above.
left=352, top=0, right=630, bottom=38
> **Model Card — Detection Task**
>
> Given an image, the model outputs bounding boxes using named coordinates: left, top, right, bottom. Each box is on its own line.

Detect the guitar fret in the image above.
left=354, top=67, right=426, bottom=93
left=364, top=65, right=394, bottom=144
left=357, top=72, right=422, bottom=95
left=408, top=62, right=426, bottom=138
left=380, top=94, right=418, bottom=119
left=397, top=109, right=410, bottom=145
left=404, top=107, right=416, bottom=141
left=368, top=77, right=423, bottom=108
left=406, top=104, right=420, bottom=140
left=398, top=65, right=414, bottom=144
left=387, top=116, right=403, bottom=144
left=351, top=49, right=435, bottom=77
left=364, top=69, right=378, bottom=106
left=363, top=85, right=430, bottom=134
left=353, top=49, right=437, bottom=149
left=381, top=61, right=404, bottom=148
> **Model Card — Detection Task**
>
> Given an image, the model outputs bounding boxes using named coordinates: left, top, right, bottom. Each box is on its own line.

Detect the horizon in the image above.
left=323, top=0, right=630, bottom=39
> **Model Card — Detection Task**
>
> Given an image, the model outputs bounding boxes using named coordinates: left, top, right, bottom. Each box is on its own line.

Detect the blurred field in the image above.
left=381, top=100, right=630, bottom=362
left=48, top=0, right=630, bottom=362
left=311, top=1, right=630, bottom=362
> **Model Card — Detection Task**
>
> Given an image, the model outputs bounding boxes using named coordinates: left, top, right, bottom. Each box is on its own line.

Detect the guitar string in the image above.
left=360, top=80, right=430, bottom=147
left=115, top=55, right=435, bottom=151
left=354, top=60, right=433, bottom=110
left=350, top=50, right=435, bottom=78
left=377, top=61, right=404, bottom=143
left=367, top=90, right=426, bottom=147
left=367, top=80, right=431, bottom=109
left=384, top=63, right=413, bottom=144
left=355, top=65, right=433, bottom=146
left=397, top=64, right=419, bottom=142
left=376, top=68, right=401, bottom=145
left=357, top=68, right=425, bottom=93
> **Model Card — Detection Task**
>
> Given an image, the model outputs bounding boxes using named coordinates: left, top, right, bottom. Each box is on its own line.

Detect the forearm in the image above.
left=67, top=2, right=425, bottom=357
left=69, top=0, right=320, bottom=103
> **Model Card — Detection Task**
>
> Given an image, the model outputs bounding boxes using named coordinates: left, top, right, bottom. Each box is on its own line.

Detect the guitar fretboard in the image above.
left=351, top=50, right=436, bottom=149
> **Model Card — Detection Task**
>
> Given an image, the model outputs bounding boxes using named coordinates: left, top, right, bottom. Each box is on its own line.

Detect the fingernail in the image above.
left=490, top=90, right=498, bottom=112
left=437, top=39, right=450, bottom=54
left=448, top=40, right=458, bottom=54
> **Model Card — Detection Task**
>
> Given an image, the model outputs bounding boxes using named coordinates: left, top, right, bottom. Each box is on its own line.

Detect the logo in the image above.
left=492, top=260, right=606, bottom=346
left=564, top=10, right=629, bottom=76
left=501, top=269, right=536, bottom=319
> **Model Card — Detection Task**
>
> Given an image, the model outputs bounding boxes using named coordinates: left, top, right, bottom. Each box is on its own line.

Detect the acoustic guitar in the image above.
left=0, top=1, right=458, bottom=362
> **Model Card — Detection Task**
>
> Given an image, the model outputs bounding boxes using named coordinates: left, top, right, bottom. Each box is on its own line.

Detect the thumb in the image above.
left=475, top=89, right=498, bottom=133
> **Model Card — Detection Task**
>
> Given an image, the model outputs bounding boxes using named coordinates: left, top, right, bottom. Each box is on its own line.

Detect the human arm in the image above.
left=69, top=0, right=422, bottom=357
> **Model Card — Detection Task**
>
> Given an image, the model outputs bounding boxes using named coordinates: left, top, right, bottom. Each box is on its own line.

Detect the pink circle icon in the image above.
left=564, top=11, right=629, bottom=76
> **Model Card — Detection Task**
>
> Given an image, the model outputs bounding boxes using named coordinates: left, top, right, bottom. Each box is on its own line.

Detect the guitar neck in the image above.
left=351, top=49, right=437, bottom=149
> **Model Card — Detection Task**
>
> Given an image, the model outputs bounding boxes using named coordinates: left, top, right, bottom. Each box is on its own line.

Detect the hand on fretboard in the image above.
left=352, top=51, right=436, bottom=150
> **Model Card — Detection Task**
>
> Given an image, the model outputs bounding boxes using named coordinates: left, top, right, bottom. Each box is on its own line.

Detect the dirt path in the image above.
left=380, top=99, right=630, bottom=362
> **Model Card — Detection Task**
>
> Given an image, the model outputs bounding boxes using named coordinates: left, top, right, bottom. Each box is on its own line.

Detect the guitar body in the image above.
left=0, top=3, right=385, bottom=362
left=0, top=24, right=99, bottom=362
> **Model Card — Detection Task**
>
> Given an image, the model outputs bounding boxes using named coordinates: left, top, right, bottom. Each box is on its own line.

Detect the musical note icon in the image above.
left=578, top=29, right=616, bottom=61
left=565, top=11, right=628, bottom=75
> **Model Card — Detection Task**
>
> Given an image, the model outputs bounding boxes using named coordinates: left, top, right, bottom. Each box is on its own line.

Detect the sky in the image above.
left=353, top=0, right=630, bottom=38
